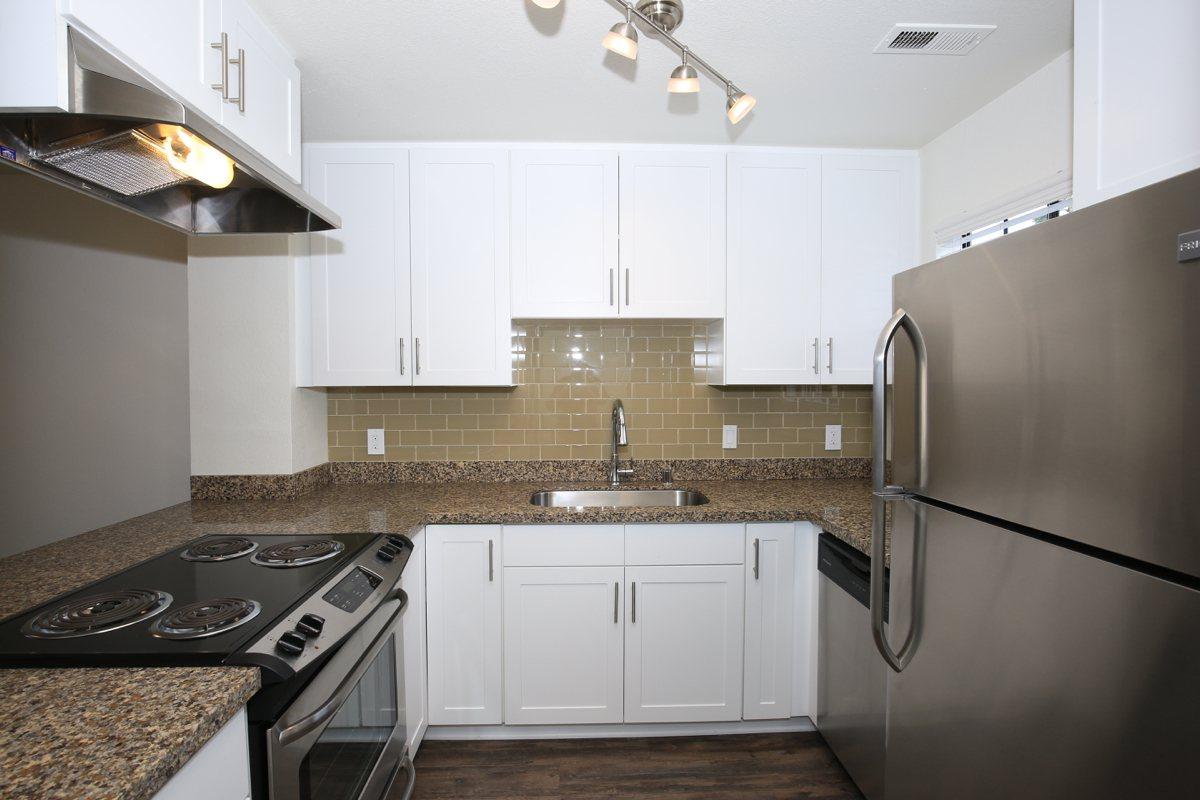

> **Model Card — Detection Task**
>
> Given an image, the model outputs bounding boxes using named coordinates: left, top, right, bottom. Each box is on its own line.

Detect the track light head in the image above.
left=603, top=19, right=639, bottom=60
left=726, top=87, right=756, bottom=124
left=668, top=62, right=700, bottom=93
left=530, top=0, right=561, bottom=8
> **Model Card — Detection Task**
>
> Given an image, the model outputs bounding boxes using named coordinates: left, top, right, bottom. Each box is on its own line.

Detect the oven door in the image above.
left=267, top=588, right=415, bottom=800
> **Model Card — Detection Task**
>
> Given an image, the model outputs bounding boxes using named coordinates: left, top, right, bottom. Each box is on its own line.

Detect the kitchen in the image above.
left=0, top=1, right=1196, bottom=799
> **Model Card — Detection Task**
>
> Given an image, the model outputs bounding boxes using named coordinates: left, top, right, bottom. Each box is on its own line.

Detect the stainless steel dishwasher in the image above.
left=817, top=532, right=887, bottom=800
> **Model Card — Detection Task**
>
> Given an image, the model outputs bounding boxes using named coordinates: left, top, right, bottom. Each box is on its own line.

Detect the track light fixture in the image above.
left=532, top=0, right=756, bottom=124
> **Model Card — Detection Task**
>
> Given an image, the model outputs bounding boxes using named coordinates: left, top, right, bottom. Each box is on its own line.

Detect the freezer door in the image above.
left=891, top=168, right=1200, bottom=577
left=882, top=499, right=1200, bottom=800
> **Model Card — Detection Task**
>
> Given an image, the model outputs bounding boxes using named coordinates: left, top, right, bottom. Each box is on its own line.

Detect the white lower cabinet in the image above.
left=425, top=525, right=503, bottom=725
left=152, top=707, right=250, bottom=800
left=400, top=529, right=428, bottom=753
left=743, top=522, right=797, bottom=720
left=624, top=564, right=745, bottom=723
left=503, top=566, right=625, bottom=724
left=425, top=522, right=811, bottom=730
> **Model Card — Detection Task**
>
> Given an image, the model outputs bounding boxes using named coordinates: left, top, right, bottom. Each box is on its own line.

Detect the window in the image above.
left=936, top=198, right=1071, bottom=258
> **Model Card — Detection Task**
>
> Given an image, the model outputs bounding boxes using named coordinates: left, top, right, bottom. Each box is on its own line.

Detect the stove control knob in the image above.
left=296, top=613, right=325, bottom=637
left=276, top=630, right=307, bottom=656
left=376, top=546, right=396, bottom=562
left=385, top=535, right=407, bottom=549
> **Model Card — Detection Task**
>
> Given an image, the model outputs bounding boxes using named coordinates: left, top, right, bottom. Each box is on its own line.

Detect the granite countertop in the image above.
left=0, top=476, right=871, bottom=800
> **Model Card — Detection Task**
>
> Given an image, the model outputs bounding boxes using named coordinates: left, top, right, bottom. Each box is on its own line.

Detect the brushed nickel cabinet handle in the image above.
left=624, top=268, right=630, bottom=306
left=614, top=581, right=619, bottom=623
left=753, top=538, right=760, bottom=580
left=812, top=338, right=819, bottom=374
left=210, top=33, right=230, bottom=98
left=488, top=539, right=493, bottom=582
left=631, top=581, right=636, bottom=623
left=399, top=338, right=405, bottom=375
left=609, top=268, right=615, bottom=306
left=415, top=338, right=421, bottom=375
left=827, top=337, right=833, bottom=374
left=230, top=47, right=245, bottom=112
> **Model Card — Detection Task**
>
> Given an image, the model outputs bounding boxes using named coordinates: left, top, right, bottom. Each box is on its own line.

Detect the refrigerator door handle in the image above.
left=870, top=307, right=929, bottom=673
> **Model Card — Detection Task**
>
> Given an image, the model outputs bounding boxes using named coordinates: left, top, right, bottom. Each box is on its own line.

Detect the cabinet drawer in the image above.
left=625, top=524, right=745, bottom=565
left=503, top=525, right=624, bottom=566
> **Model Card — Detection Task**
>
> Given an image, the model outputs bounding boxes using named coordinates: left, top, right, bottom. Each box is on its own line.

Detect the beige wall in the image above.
left=0, top=172, right=190, bottom=558
left=188, top=236, right=327, bottom=476
left=329, top=320, right=871, bottom=462
left=920, top=51, right=1073, bottom=260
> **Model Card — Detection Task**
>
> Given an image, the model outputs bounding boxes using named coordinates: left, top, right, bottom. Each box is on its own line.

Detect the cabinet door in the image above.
left=511, top=149, right=618, bottom=318
left=625, top=564, right=744, bottom=723
left=425, top=525, right=502, bottom=725
left=725, top=152, right=822, bottom=384
left=618, top=151, right=726, bottom=318
left=60, top=0, right=223, bottom=121
left=306, top=146, right=411, bottom=386
left=410, top=149, right=512, bottom=386
left=400, top=530, right=427, bottom=754
left=820, top=154, right=918, bottom=384
left=219, top=0, right=302, bottom=181
left=743, top=523, right=796, bottom=720
left=503, top=566, right=624, bottom=724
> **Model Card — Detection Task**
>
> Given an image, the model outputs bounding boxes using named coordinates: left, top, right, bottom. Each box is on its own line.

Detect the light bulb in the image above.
left=602, top=19, right=638, bottom=60
left=531, top=0, right=561, bottom=8
left=159, top=128, right=235, bottom=189
left=726, top=90, right=757, bottom=124
left=668, top=62, right=700, bottom=93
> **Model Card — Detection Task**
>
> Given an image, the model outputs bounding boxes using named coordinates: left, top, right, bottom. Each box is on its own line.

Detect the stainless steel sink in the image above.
left=530, top=489, right=709, bottom=508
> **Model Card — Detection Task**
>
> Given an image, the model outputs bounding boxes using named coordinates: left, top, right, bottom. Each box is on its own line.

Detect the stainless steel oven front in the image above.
left=267, top=588, right=414, bottom=800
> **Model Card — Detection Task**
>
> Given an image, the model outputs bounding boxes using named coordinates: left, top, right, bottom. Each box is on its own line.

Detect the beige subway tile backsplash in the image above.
left=327, top=320, right=872, bottom=463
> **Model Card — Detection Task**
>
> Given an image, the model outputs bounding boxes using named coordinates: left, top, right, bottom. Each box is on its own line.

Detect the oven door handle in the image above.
left=278, top=591, right=407, bottom=747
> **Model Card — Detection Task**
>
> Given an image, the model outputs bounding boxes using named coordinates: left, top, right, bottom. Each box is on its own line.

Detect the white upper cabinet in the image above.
left=820, top=153, right=918, bottom=384
left=59, top=0, right=223, bottom=120
left=215, top=0, right=302, bottom=181
left=306, top=146, right=411, bottom=386
left=619, top=151, right=727, bottom=318
left=1074, top=0, right=1200, bottom=208
left=511, top=149, right=619, bottom=318
left=725, top=152, right=822, bottom=384
left=410, top=149, right=512, bottom=386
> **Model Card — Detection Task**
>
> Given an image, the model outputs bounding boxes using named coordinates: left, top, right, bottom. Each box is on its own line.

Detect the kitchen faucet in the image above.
left=609, top=399, right=635, bottom=486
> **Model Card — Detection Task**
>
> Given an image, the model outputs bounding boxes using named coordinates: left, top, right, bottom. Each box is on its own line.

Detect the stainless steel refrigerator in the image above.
left=869, top=167, right=1200, bottom=799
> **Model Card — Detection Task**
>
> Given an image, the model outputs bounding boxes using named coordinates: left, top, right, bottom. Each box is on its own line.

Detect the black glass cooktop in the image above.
left=0, top=533, right=379, bottom=668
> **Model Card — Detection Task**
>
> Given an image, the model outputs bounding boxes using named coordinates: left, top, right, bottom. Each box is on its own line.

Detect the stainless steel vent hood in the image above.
left=0, top=29, right=339, bottom=235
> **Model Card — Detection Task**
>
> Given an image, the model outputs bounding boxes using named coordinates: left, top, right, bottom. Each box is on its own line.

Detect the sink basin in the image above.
left=530, top=489, right=709, bottom=508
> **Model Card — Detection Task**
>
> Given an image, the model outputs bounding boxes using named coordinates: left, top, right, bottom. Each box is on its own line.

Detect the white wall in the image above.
left=188, top=236, right=326, bottom=476
left=0, top=172, right=190, bottom=558
left=1074, top=0, right=1200, bottom=208
left=919, top=51, right=1073, bottom=261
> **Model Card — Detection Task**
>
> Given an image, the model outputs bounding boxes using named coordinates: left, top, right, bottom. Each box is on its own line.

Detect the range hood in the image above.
left=0, top=29, right=339, bottom=235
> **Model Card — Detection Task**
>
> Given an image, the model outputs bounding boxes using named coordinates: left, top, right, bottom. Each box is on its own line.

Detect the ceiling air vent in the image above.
left=874, top=24, right=996, bottom=55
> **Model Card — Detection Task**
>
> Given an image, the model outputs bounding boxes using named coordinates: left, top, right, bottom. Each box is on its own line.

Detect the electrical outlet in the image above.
left=366, top=428, right=385, bottom=456
left=722, top=424, right=738, bottom=449
left=824, top=424, right=843, bottom=451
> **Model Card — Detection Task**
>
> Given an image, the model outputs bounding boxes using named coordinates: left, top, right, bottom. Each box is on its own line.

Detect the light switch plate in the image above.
left=366, top=428, right=385, bottom=455
left=722, top=424, right=738, bottom=449
left=824, top=424, right=843, bottom=451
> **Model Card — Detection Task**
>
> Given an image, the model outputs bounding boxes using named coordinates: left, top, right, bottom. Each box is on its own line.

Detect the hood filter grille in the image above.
left=37, top=129, right=190, bottom=197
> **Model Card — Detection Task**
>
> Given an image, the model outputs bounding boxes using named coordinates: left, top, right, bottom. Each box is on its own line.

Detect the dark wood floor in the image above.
left=401, top=732, right=864, bottom=799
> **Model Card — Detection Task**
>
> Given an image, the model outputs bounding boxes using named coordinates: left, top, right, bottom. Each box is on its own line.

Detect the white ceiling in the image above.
left=252, top=0, right=1072, bottom=149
